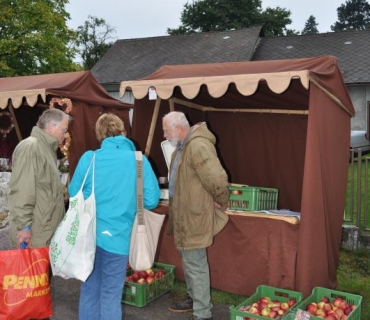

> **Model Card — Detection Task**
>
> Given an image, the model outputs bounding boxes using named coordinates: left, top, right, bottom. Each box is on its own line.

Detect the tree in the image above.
left=167, top=0, right=292, bottom=36
left=75, top=16, right=116, bottom=70
left=302, top=15, right=319, bottom=34
left=331, top=0, right=370, bottom=31
left=259, top=7, right=294, bottom=36
left=0, top=0, right=78, bottom=77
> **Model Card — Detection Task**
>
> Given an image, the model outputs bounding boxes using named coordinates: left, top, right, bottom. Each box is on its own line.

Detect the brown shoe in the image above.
left=169, top=295, right=193, bottom=313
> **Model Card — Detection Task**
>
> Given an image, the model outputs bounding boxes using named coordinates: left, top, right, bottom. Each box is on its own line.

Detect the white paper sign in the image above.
left=148, top=86, right=157, bottom=100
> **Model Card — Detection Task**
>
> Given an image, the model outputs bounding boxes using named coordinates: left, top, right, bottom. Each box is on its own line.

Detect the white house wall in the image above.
left=347, top=85, right=370, bottom=130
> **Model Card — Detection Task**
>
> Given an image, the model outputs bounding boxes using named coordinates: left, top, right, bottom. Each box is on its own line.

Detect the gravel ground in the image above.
left=0, top=226, right=230, bottom=320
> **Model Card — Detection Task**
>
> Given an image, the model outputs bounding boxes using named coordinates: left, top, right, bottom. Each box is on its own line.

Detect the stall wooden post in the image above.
left=7, top=101, right=22, bottom=142
left=145, top=98, right=161, bottom=157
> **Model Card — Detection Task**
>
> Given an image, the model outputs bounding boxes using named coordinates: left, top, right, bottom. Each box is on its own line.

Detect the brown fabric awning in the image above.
left=0, top=71, right=132, bottom=174
left=0, top=70, right=130, bottom=110
left=121, top=56, right=354, bottom=297
left=120, top=57, right=354, bottom=117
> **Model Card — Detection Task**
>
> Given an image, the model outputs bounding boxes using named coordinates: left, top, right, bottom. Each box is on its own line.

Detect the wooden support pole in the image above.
left=172, top=97, right=309, bottom=115
left=145, top=98, right=161, bottom=157
left=169, top=98, right=175, bottom=112
left=7, top=101, right=23, bottom=142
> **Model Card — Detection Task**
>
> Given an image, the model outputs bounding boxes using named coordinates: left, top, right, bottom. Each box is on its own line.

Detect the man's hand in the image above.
left=16, top=229, right=32, bottom=247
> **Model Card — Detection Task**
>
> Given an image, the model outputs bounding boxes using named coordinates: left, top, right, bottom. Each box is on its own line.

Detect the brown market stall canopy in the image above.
left=120, top=56, right=354, bottom=297
left=0, top=71, right=132, bottom=174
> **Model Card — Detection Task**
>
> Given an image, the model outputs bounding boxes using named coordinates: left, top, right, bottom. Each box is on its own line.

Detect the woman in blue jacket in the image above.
left=68, top=113, right=160, bottom=320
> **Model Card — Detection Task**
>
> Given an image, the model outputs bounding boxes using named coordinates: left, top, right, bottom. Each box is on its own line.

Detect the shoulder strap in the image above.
left=135, top=151, right=144, bottom=225
left=81, top=152, right=95, bottom=193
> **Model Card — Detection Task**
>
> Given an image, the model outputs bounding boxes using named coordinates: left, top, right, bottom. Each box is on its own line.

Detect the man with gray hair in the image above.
left=162, top=111, right=229, bottom=320
left=9, top=108, right=71, bottom=249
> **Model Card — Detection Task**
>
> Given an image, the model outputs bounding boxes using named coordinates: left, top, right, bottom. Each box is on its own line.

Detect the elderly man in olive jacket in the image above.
left=9, top=108, right=70, bottom=248
left=162, top=111, right=229, bottom=320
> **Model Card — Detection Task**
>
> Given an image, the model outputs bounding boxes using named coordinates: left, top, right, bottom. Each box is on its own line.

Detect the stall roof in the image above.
left=120, top=56, right=354, bottom=116
left=0, top=70, right=131, bottom=109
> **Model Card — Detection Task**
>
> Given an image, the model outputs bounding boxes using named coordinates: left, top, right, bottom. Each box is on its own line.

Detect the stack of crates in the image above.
left=228, top=183, right=279, bottom=211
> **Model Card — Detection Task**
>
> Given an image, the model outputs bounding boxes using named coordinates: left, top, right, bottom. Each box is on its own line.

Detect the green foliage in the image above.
left=302, top=15, right=319, bottom=34
left=331, top=0, right=370, bottom=31
left=167, top=0, right=292, bottom=37
left=75, top=16, right=116, bottom=70
left=0, top=0, right=78, bottom=77
left=259, top=7, right=293, bottom=36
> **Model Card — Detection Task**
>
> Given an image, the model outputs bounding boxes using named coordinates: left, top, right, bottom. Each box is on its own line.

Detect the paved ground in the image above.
left=1, top=225, right=230, bottom=320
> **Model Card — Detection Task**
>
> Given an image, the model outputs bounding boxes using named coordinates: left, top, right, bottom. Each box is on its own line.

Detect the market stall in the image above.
left=120, top=56, right=355, bottom=297
left=0, top=71, right=132, bottom=175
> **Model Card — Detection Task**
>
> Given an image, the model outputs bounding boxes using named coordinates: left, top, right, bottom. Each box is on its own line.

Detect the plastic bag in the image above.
left=0, top=247, right=52, bottom=320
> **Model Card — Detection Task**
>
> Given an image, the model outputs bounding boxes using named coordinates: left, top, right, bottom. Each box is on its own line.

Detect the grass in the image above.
left=171, top=249, right=370, bottom=318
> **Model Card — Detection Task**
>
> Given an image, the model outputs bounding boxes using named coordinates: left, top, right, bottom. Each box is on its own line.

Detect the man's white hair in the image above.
left=163, top=111, right=190, bottom=128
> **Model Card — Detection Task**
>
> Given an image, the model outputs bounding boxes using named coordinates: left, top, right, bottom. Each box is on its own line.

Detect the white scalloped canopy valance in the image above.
left=0, top=89, right=46, bottom=109
left=120, top=71, right=310, bottom=100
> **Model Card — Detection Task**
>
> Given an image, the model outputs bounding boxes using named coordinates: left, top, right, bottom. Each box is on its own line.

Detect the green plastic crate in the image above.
left=228, top=184, right=278, bottom=211
left=122, top=262, right=175, bottom=307
left=229, top=285, right=303, bottom=320
left=280, top=310, right=297, bottom=320
left=292, top=287, right=362, bottom=320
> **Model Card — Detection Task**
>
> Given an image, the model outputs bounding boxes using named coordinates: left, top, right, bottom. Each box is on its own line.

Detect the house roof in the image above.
left=91, top=27, right=263, bottom=84
left=252, top=29, right=370, bottom=84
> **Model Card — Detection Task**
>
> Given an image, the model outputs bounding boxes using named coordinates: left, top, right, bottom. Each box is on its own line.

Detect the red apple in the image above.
left=261, top=307, right=271, bottom=317
left=338, top=301, right=349, bottom=311
left=131, top=272, right=140, bottom=282
left=306, top=302, right=318, bottom=315
left=321, top=296, right=330, bottom=303
left=323, top=303, right=332, bottom=311
left=155, top=270, right=164, bottom=278
left=137, top=278, right=146, bottom=284
left=317, top=301, right=326, bottom=310
left=287, top=298, right=296, bottom=307
left=277, top=309, right=286, bottom=316
left=341, top=315, right=348, bottom=319
left=146, top=268, right=155, bottom=277
left=251, top=302, right=259, bottom=309
left=139, top=271, right=148, bottom=279
left=280, top=302, right=289, bottom=311
left=259, top=301, right=268, bottom=309
left=247, top=306, right=259, bottom=314
left=146, top=276, right=154, bottom=284
left=269, top=310, right=278, bottom=318
left=335, top=308, right=345, bottom=318
left=259, top=297, right=271, bottom=304
left=333, top=297, right=344, bottom=308
left=344, top=307, right=352, bottom=315
left=315, top=309, right=326, bottom=318
left=324, top=315, right=337, bottom=320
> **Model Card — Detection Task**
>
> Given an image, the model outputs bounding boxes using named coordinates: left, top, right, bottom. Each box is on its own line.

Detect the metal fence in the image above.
left=346, top=149, right=370, bottom=236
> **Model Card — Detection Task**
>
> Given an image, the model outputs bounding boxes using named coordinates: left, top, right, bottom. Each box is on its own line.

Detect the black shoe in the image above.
left=169, top=295, right=193, bottom=313
left=188, top=316, right=212, bottom=320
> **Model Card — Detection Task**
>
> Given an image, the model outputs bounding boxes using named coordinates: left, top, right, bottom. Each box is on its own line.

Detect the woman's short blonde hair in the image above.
left=95, top=113, right=126, bottom=143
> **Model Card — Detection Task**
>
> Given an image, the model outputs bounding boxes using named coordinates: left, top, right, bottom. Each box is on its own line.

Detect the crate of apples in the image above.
left=229, top=285, right=303, bottom=320
left=126, top=268, right=165, bottom=285
left=294, top=287, right=362, bottom=320
left=238, top=296, right=297, bottom=319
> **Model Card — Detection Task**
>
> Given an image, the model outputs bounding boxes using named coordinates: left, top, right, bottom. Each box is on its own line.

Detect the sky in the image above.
left=66, top=0, right=345, bottom=40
